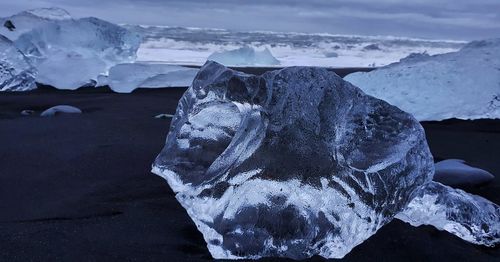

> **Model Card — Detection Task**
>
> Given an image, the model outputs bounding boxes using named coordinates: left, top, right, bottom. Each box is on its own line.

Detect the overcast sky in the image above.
left=1, top=0, right=499, bottom=40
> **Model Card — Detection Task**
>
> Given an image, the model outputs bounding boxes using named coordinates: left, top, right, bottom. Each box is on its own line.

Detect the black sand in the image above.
left=0, top=78, right=499, bottom=261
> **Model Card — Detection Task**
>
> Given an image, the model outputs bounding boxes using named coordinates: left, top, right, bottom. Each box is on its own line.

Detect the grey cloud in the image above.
left=0, top=0, right=499, bottom=40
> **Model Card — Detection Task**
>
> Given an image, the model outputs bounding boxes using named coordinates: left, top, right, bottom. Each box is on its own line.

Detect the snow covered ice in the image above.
left=99, top=63, right=198, bottom=93
left=345, top=38, right=500, bottom=121
left=0, top=35, right=36, bottom=91
left=13, top=15, right=141, bottom=89
left=152, top=61, right=499, bottom=259
left=207, top=46, right=280, bottom=66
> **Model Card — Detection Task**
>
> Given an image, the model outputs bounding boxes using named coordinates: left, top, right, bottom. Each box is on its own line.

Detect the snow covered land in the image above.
left=127, top=25, right=465, bottom=67
left=345, top=39, right=500, bottom=121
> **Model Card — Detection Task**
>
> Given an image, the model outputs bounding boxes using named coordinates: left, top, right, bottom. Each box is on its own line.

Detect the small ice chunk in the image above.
left=40, top=105, right=82, bottom=117
left=155, top=113, right=174, bottom=119
left=207, top=46, right=280, bottom=66
left=103, top=63, right=198, bottom=93
left=21, top=109, right=35, bottom=115
left=396, top=181, right=499, bottom=247
left=434, top=159, right=494, bottom=187
left=0, top=35, right=37, bottom=91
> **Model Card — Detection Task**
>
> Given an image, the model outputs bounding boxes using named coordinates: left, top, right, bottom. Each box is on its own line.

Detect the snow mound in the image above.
left=434, top=159, right=494, bottom=187
left=99, top=63, right=198, bottom=93
left=0, top=8, right=72, bottom=41
left=152, top=61, right=499, bottom=259
left=207, top=46, right=280, bottom=66
left=345, top=38, right=500, bottom=121
left=0, top=35, right=37, bottom=91
left=40, top=105, right=82, bottom=117
left=14, top=17, right=141, bottom=89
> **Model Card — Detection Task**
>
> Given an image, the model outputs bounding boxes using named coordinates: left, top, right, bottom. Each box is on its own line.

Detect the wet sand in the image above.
left=0, top=77, right=499, bottom=261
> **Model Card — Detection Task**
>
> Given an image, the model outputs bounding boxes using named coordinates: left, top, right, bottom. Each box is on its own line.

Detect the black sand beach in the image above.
left=0, top=69, right=499, bottom=261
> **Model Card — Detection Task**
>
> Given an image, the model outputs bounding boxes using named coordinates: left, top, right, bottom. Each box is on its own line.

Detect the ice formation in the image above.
left=0, top=8, right=72, bottom=41
left=14, top=16, right=141, bottom=89
left=207, top=46, right=280, bottom=66
left=99, top=63, right=198, bottom=93
left=152, top=62, right=499, bottom=259
left=434, top=159, right=494, bottom=187
left=40, top=105, right=82, bottom=117
left=0, top=35, right=37, bottom=91
left=345, top=38, right=500, bottom=121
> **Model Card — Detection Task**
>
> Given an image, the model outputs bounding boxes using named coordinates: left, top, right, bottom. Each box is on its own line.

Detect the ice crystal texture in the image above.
left=153, top=62, right=499, bottom=259
left=0, top=35, right=36, bottom=91
left=14, top=17, right=141, bottom=89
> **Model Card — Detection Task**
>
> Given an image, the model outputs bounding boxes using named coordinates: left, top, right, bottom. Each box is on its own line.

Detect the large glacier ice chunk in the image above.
left=207, top=46, right=280, bottom=66
left=153, top=61, right=499, bottom=259
left=0, top=8, right=71, bottom=41
left=345, top=38, right=500, bottom=121
left=14, top=16, right=141, bottom=89
left=98, top=63, right=198, bottom=93
left=0, top=35, right=36, bottom=91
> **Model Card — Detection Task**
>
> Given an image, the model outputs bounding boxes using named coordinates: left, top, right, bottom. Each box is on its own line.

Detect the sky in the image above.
left=1, top=0, right=499, bottom=40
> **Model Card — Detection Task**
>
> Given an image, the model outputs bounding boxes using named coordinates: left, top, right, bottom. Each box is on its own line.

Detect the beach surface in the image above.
left=0, top=69, right=499, bottom=261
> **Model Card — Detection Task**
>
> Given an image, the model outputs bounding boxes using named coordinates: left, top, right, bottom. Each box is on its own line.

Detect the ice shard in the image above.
left=152, top=61, right=499, bottom=259
left=0, top=35, right=36, bottom=91
left=396, top=182, right=499, bottom=246
left=98, top=63, right=198, bottom=93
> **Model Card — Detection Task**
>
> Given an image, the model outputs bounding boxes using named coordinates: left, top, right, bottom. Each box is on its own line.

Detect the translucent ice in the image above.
left=153, top=62, right=499, bottom=259
left=14, top=17, right=141, bottom=89
left=396, top=182, right=499, bottom=246
left=99, top=63, right=198, bottom=93
left=0, top=35, right=36, bottom=91
left=0, top=8, right=71, bottom=41
left=207, top=46, right=280, bottom=66
left=345, top=38, right=500, bottom=121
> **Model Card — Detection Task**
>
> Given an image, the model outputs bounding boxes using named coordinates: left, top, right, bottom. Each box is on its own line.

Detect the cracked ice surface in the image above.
left=152, top=61, right=499, bottom=259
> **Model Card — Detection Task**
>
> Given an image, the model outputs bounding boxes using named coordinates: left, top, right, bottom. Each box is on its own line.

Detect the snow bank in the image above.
left=14, top=16, right=141, bottom=89
left=345, top=38, right=500, bottom=121
left=0, top=35, right=37, bottom=91
left=99, top=63, right=198, bottom=93
left=207, top=46, right=280, bottom=66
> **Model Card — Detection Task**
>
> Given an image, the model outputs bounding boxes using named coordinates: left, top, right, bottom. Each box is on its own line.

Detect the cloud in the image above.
left=1, top=0, right=499, bottom=40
